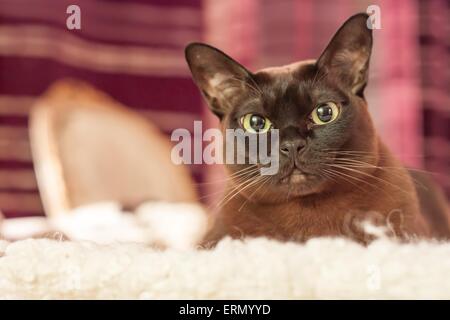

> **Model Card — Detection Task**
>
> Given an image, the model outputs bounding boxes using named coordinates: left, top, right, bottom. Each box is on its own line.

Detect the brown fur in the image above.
left=185, top=14, right=450, bottom=246
left=202, top=141, right=435, bottom=246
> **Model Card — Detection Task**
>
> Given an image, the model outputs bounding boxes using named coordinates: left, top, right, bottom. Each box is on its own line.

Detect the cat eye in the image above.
left=311, top=102, right=340, bottom=125
left=240, top=114, right=272, bottom=133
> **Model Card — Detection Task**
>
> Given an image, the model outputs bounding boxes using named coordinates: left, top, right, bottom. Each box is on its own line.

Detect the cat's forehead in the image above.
left=253, top=59, right=318, bottom=92
left=252, top=59, right=318, bottom=100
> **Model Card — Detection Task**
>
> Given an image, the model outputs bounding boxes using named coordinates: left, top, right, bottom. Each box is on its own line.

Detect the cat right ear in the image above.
left=316, top=13, right=373, bottom=97
left=185, top=43, right=253, bottom=119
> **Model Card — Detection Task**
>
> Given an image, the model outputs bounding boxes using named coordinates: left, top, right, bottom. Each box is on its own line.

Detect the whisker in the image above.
left=216, top=175, right=265, bottom=211
left=199, top=169, right=260, bottom=201
left=321, top=168, right=369, bottom=194
left=238, top=176, right=271, bottom=212
left=326, top=163, right=413, bottom=197
left=204, top=169, right=260, bottom=208
left=332, top=158, right=430, bottom=190
left=195, top=166, right=260, bottom=186
left=321, top=152, right=444, bottom=190
left=324, top=150, right=427, bottom=160
left=212, top=170, right=262, bottom=209
left=322, top=165, right=398, bottom=201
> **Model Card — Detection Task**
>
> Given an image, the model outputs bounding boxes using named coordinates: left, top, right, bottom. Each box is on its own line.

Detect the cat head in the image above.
left=185, top=13, right=378, bottom=200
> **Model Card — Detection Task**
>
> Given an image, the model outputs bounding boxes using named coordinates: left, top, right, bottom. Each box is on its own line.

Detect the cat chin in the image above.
left=279, top=181, right=326, bottom=198
left=280, top=170, right=331, bottom=195
left=244, top=174, right=328, bottom=201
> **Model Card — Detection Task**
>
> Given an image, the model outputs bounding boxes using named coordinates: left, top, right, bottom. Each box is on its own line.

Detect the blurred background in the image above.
left=0, top=0, right=448, bottom=219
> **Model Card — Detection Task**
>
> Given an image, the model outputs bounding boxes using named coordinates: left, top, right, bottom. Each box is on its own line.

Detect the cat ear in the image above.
left=185, top=43, right=253, bottom=118
left=316, top=13, right=373, bottom=96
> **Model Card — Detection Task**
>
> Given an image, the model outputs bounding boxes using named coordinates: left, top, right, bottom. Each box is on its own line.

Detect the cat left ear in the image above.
left=185, top=43, right=253, bottom=119
left=316, top=13, right=373, bottom=97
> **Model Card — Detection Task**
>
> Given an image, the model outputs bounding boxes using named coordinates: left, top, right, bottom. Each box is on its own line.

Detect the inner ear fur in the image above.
left=185, top=43, right=254, bottom=118
left=316, top=13, right=373, bottom=96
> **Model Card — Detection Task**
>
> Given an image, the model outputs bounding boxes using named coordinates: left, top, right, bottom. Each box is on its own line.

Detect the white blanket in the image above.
left=1, top=236, right=450, bottom=299
left=1, top=202, right=450, bottom=299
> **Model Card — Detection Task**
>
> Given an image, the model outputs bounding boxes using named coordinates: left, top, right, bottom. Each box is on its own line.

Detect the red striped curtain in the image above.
left=0, top=0, right=204, bottom=217
left=0, top=0, right=448, bottom=217
left=418, top=0, right=450, bottom=198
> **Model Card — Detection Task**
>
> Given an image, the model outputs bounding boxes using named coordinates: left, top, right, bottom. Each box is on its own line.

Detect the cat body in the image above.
left=185, top=14, right=450, bottom=245
left=203, top=139, right=429, bottom=245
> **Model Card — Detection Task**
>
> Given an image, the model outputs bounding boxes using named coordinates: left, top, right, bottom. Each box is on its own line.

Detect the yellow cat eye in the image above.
left=311, top=102, right=340, bottom=125
left=240, top=114, right=272, bottom=133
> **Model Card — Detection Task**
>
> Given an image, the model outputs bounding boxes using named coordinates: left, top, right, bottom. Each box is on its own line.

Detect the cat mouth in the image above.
left=280, top=168, right=312, bottom=184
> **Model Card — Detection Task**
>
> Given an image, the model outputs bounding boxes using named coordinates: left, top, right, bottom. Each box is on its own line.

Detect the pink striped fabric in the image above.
left=0, top=0, right=204, bottom=217
left=0, top=0, right=448, bottom=217
left=418, top=0, right=450, bottom=197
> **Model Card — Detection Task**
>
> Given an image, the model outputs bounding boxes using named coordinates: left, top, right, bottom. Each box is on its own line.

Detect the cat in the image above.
left=185, top=13, right=450, bottom=246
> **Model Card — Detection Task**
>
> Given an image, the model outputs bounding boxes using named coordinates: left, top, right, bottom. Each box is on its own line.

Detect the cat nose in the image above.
left=280, top=140, right=306, bottom=157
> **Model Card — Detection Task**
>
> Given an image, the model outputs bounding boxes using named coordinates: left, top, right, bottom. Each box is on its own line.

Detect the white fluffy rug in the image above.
left=0, top=202, right=209, bottom=250
left=1, top=236, right=450, bottom=299
left=1, top=202, right=450, bottom=299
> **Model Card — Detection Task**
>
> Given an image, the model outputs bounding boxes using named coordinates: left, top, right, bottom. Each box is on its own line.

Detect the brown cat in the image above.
left=185, top=13, right=450, bottom=245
